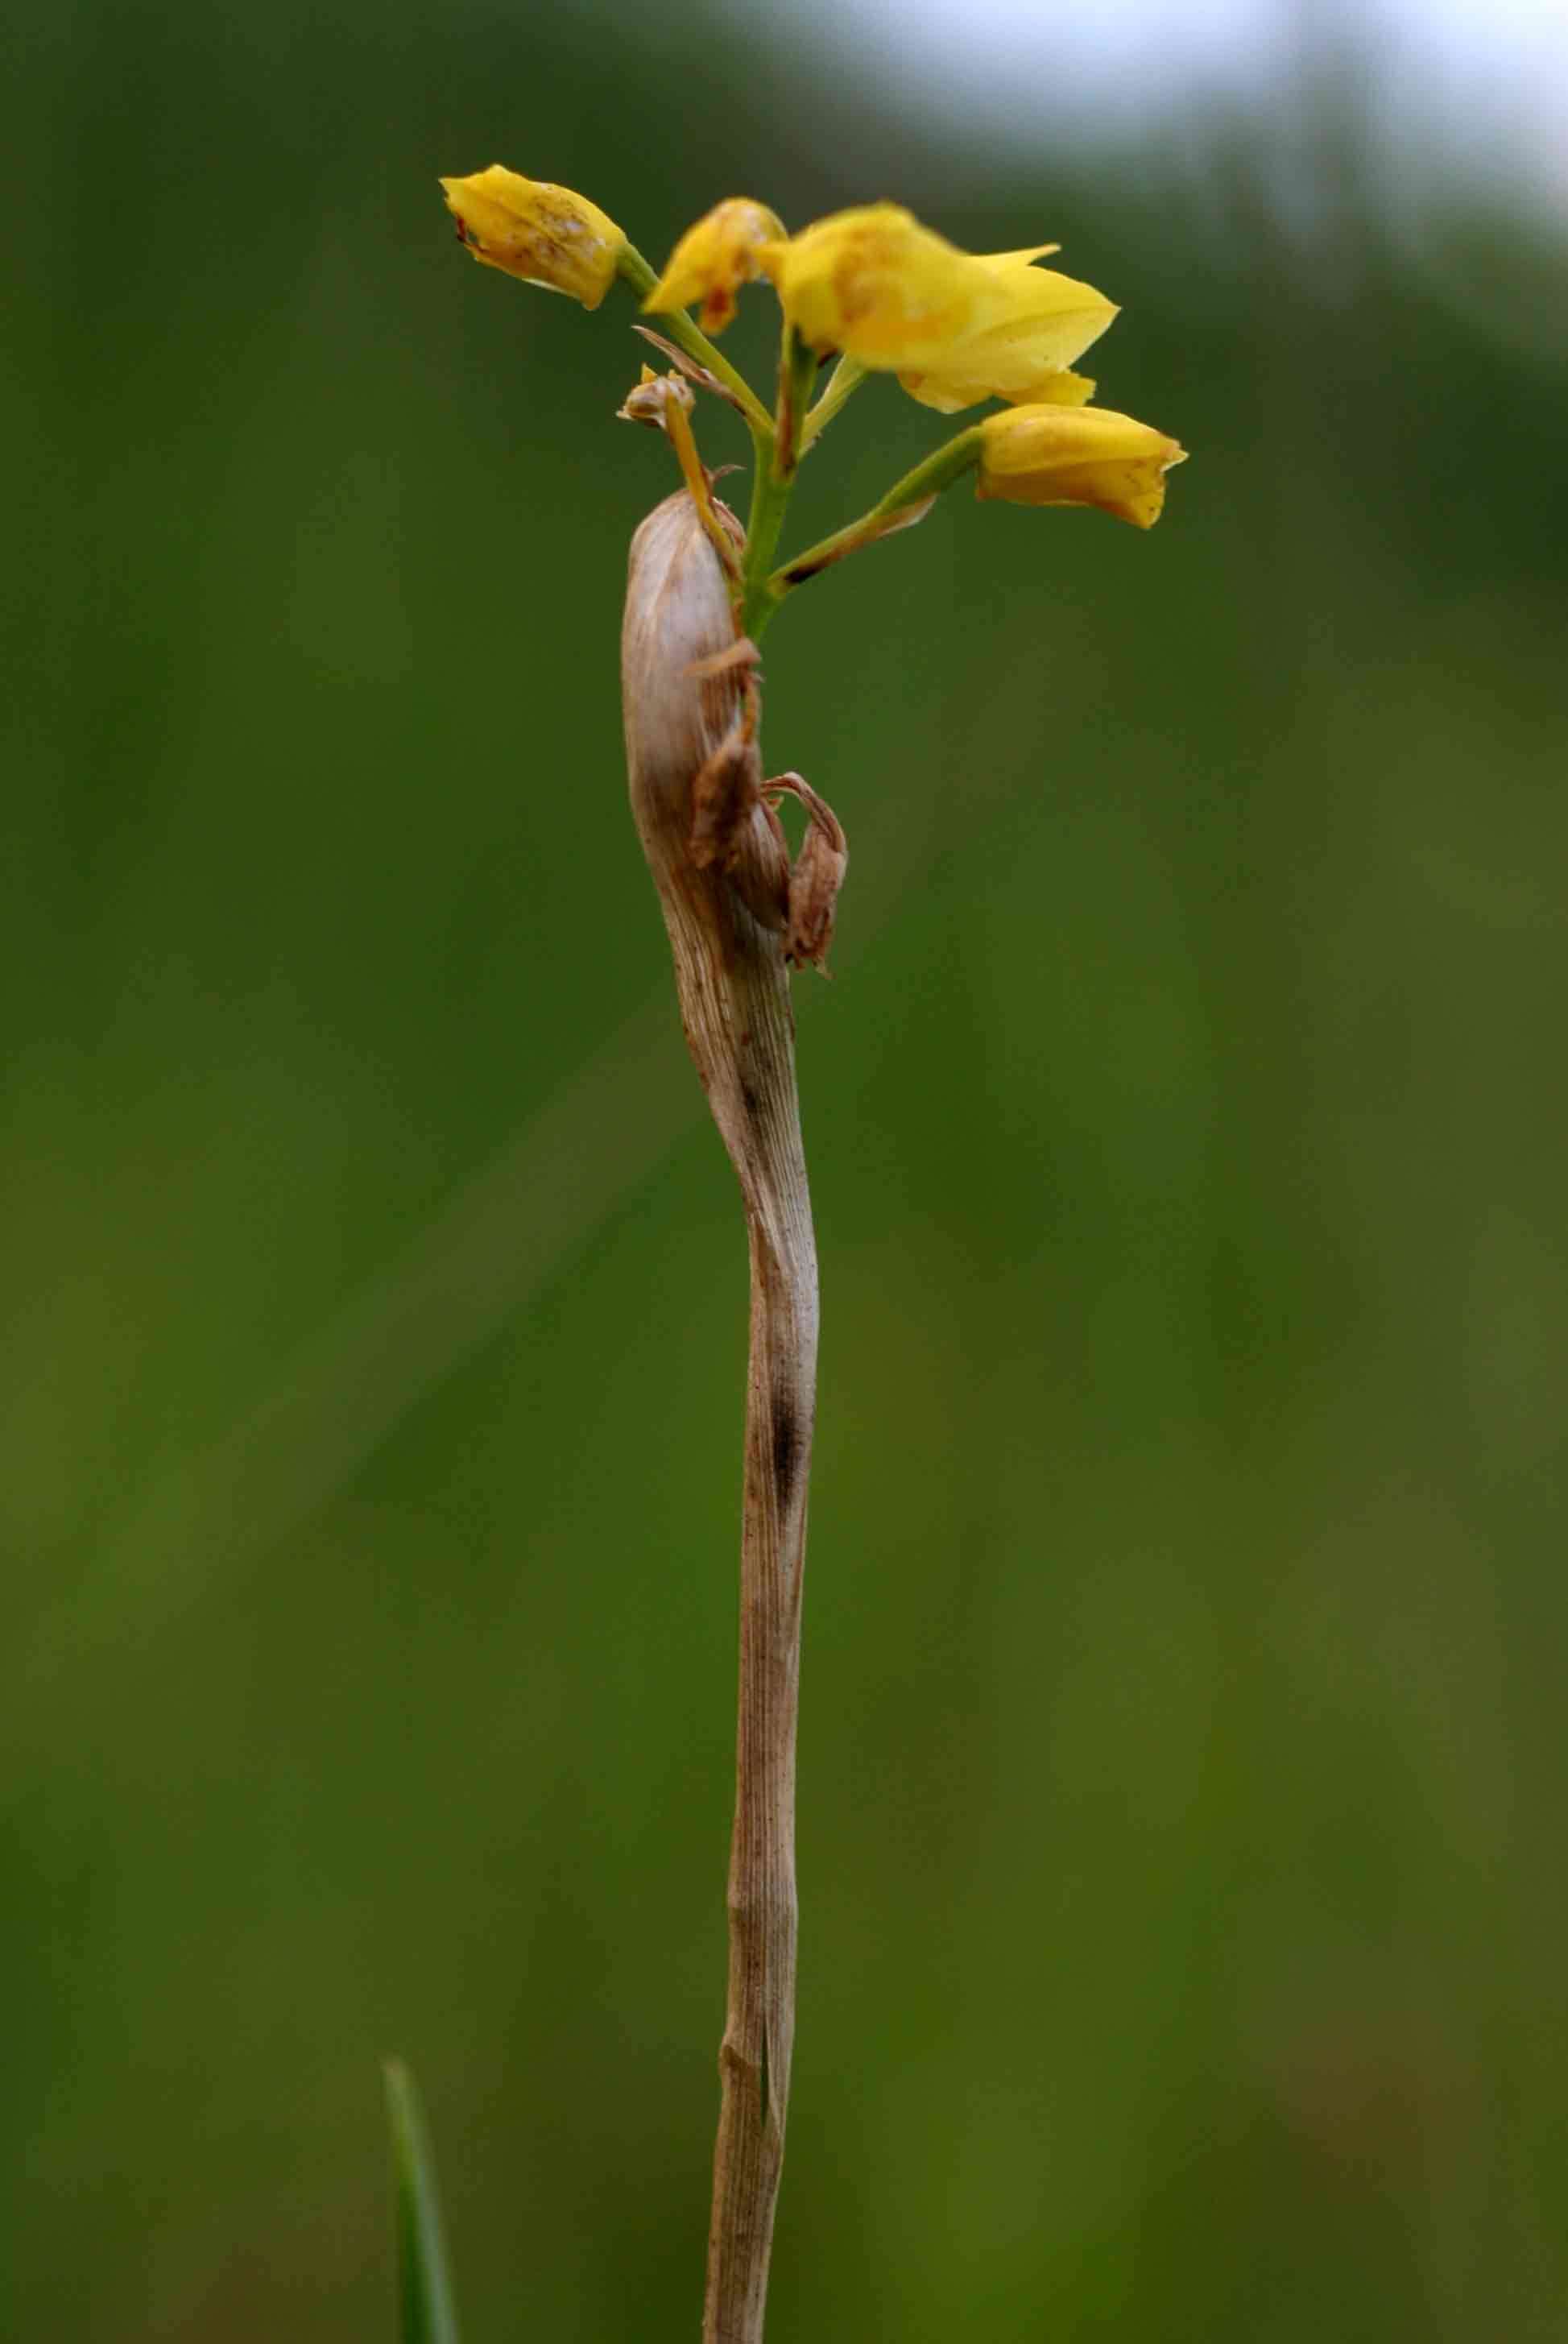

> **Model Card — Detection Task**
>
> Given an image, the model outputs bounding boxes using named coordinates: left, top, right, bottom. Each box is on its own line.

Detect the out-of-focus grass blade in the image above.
left=383, top=2058, right=462, bottom=2344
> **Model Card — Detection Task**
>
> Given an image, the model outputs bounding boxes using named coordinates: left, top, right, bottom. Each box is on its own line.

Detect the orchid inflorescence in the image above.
left=440, top=169, right=1187, bottom=644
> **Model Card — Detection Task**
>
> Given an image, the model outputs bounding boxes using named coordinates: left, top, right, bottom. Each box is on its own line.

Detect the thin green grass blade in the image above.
left=383, top=2058, right=463, bottom=2344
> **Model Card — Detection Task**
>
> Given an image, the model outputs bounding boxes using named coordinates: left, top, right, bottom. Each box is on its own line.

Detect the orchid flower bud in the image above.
left=976, top=404, right=1187, bottom=528
left=643, top=198, right=786, bottom=334
left=439, top=165, right=625, bottom=309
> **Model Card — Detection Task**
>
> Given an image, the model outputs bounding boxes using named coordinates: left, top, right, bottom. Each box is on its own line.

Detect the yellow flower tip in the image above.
left=974, top=243, right=1062, bottom=271
left=438, top=165, right=625, bottom=309
left=764, top=203, right=989, bottom=367
left=976, top=404, right=1187, bottom=529
left=643, top=197, right=785, bottom=333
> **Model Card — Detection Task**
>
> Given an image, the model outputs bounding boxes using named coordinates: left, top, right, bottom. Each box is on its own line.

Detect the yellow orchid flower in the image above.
left=898, top=257, right=1119, bottom=414
left=763, top=205, right=1121, bottom=416
left=976, top=404, right=1187, bottom=529
left=439, top=165, right=625, bottom=309
left=643, top=198, right=786, bottom=333
left=760, top=204, right=993, bottom=368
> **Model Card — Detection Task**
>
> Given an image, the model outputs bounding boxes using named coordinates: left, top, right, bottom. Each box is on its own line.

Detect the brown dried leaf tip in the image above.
left=677, top=640, right=849, bottom=973
left=766, top=772, right=848, bottom=975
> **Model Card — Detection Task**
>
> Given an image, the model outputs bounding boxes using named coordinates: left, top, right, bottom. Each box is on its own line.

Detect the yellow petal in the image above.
left=1025, top=368, right=1097, bottom=405
left=901, top=362, right=1098, bottom=416
left=976, top=404, right=1187, bottom=529
left=897, top=265, right=1119, bottom=412
left=643, top=197, right=785, bottom=333
left=439, top=165, right=624, bottom=309
left=762, top=204, right=990, bottom=367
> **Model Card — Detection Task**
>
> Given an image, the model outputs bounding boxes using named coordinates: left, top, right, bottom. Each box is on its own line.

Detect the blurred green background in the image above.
left=5, top=2, right=1567, bottom=2337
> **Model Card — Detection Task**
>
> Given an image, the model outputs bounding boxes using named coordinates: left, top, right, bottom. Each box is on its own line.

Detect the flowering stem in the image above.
left=767, top=427, right=985, bottom=604
left=774, top=327, right=819, bottom=477
left=617, top=246, right=775, bottom=437
left=799, top=354, right=867, bottom=450
left=741, top=470, right=792, bottom=641
left=739, top=329, right=816, bottom=642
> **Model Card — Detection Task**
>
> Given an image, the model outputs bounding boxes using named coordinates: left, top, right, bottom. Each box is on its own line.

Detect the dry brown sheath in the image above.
left=623, top=490, right=819, bottom=2344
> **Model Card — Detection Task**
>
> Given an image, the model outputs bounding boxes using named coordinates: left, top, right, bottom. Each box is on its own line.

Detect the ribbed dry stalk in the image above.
left=622, top=490, right=824, bottom=2344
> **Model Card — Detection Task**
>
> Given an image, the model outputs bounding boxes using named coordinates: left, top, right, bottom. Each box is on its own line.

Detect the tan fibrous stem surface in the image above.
left=622, top=491, right=819, bottom=2344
